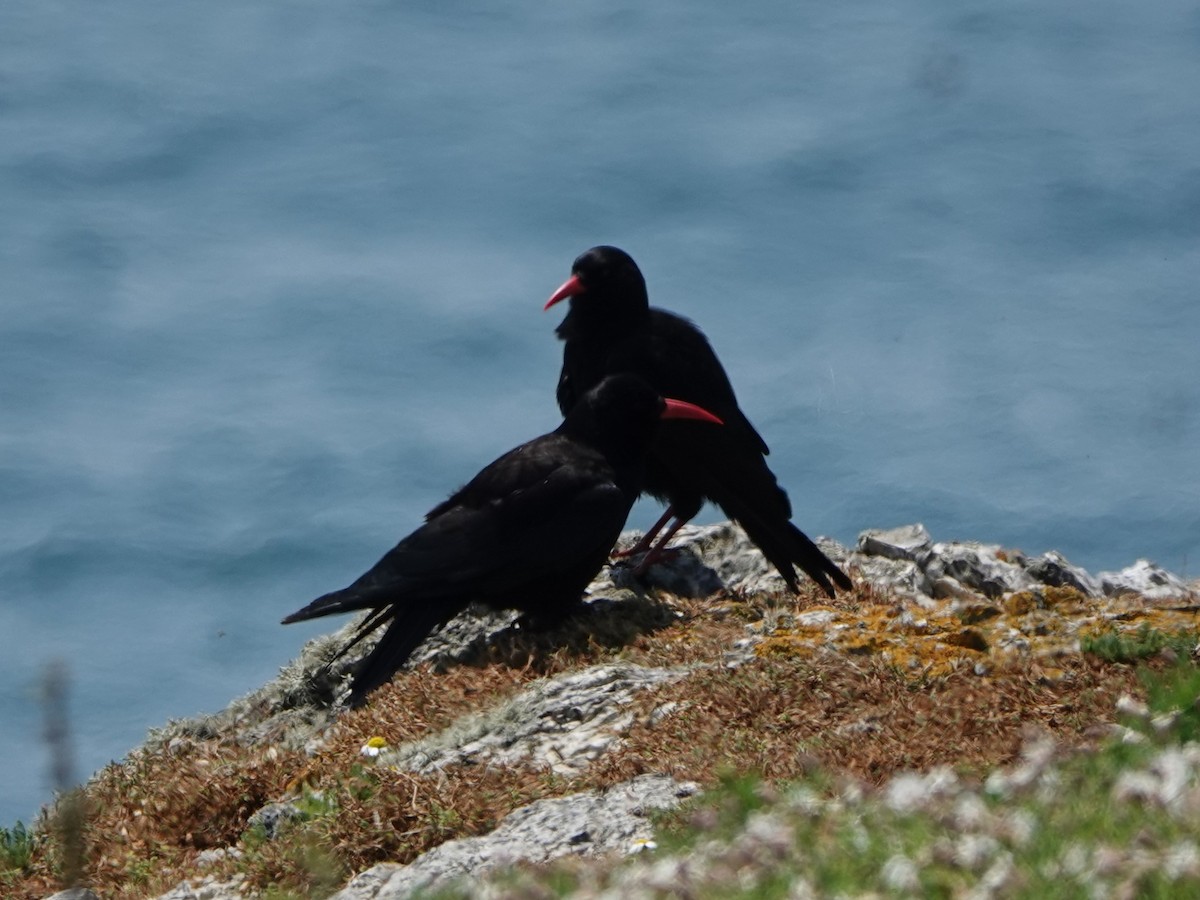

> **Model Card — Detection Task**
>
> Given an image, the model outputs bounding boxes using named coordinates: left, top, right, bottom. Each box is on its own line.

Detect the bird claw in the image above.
left=627, top=546, right=683, bottom=577
left=611, top=543, right=648, bottom=559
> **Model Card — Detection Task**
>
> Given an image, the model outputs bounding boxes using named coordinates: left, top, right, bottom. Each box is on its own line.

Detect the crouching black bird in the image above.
left=282, top=374, right=722, bottom=707
left=544, top=246, right=852, bottom=598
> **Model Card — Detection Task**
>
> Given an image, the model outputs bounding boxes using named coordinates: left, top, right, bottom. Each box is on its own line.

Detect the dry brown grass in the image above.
left=12, top=738, right=305, bottom=899
left=589, top=652, right=1149, bottom=789
left=7, top=580, right=1185, bottom=899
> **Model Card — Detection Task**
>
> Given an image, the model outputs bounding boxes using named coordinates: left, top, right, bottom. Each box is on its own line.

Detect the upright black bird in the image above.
left=544, top=245, right=851, bottom=598
left=282, top=374, right=722, bottom=707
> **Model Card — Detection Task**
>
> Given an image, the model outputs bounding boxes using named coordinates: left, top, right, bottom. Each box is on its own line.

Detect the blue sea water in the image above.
left=3, top=1, right=1199, bottom=825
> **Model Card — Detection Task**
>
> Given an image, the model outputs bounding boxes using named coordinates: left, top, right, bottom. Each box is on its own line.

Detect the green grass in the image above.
left=1080, top=624, right=1198, bottom=662
left=1, top=821, right=38, bottom=897
left=651, top=738, right=1195, bottom=896
left=1, top=822, right=35, bottom=874
left=1140, top=658, right=1200, bottom=743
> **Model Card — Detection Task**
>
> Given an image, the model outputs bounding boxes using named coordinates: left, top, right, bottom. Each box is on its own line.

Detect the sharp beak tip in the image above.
left=662, top=398, right=724, bottom=426
left=544, top=274, right=584, bottom=311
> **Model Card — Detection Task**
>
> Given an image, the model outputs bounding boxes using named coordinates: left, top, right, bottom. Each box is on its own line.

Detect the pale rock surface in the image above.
left=330, top=775, right=697, bottom=900
left=1099, top=559, right=1195, bottom=600
left=386, top=663, right=686, bottom=776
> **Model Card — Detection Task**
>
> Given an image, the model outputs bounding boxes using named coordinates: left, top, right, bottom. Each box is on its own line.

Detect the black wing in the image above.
left=613, top=313, right=848, bottom=596
left=282, top=436, right=632, bottom=623
left=558, top=308, right=771, bottom=458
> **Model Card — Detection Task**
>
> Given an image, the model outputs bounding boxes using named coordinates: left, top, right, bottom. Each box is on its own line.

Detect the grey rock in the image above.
left=924, top=542, right=1036, bottom=599
left=850, top=524, right=1198, bottom=605
left=330, top=775, right=698, bottom=900
left=404, top=605, right=521, bottom=670
left=333, top=864, right=402, bottom=900
left=633, top=522, right=786, bottom=596
left=247, top=801, right=303, bottom=840
left=930, top=575, right=988, bottom=601
left=45, top=890, right=100, bottom=900
left=850, top=553, right=935, bottom=604
left=1024, top=551, right=1102, bottom=595
left=621, top=526, right=729, bottom=596
left=195, top=847, right=242, bottom=866
left=152, top=875, right=247, bottom=900
left=795, top=609, right=838, bottom=628
left=629, top=521, right=855, bottom=597
left=857, top=524, right=933, bottom=564
left=1099, top=559, right=1195, bottom=600
left=388, top=663, right=686, bottom=776
left=145, top=626, right=351, bottom=755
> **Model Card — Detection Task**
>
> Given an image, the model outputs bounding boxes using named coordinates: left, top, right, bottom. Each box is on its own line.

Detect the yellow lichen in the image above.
left=754, top=583, right=1197, bottom=684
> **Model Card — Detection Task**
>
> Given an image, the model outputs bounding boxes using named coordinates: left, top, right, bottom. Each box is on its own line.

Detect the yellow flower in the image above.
left=360, top=736, right=388, bottom=758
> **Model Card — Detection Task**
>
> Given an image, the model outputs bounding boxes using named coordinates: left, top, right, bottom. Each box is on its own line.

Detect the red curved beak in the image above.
left=661, top=398, right=723, bottom=426
left=544, top=274, right=585, bottom=311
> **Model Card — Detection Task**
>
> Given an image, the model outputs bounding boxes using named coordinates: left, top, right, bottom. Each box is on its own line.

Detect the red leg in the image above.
left=614, top=507, right=676, bottom=558
left=632, top=514, right=692, bottom=576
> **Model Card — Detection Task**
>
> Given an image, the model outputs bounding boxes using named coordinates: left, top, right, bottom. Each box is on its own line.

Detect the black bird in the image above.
left=544, top=245, right=851, bottom=598
left=282, top=373, right=722, bottom=707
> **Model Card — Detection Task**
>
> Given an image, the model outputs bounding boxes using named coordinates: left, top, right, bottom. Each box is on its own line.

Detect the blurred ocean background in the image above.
left=3, top=1, right=1199, bottom=824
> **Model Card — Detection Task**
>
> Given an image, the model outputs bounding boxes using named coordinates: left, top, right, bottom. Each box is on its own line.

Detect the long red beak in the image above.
left=661, top=398, right=723, bottom=426
left=544, top=274, right=585, bottom=311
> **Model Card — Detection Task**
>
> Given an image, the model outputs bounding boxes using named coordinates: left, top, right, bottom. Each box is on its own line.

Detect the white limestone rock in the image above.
left=1099, top=559, right=1195, bottom=600
left=386, top=663, right=686, bottom=776
left=857, top=523, right=934, bottom=564
left=330, top=776, right=698, bottom=900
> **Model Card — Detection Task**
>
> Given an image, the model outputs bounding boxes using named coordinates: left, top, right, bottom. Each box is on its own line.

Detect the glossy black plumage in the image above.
left=546, top=245, right=852, bottom=598
left=282, top=373, right=721, bottom=707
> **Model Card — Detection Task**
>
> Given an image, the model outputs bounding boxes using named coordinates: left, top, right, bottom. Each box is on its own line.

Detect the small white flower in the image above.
left=629, top=838, right=658, bottom=854
left=881, top=854, right=920, bottom=892
left=360, top=736, right=388, bottom=758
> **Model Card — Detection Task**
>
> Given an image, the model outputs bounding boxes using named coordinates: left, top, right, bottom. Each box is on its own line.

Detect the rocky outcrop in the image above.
left=854, top=523, right=1193, bottom=603
left=148, top=521, right=1194, bottom=755
left=135, top=521, right=1195, bottom=900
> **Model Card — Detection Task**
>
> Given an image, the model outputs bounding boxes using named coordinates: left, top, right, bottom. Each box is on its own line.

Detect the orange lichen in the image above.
left=757, top=585, right=1198, bottom=684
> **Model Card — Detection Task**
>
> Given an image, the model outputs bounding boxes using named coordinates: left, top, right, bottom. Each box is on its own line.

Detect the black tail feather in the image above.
left=775, top=518, right=852, bottom=595
left=281, top=581, right=397, bottom=625
left=706, top=468, right=851, bottom=598
left=326, top=605, right=395, bottom=665
left=741, top=504, right=850, bottom=598
left=284, top=580, right=470, bottom=707
left=345, top=599, right=469, bottom=707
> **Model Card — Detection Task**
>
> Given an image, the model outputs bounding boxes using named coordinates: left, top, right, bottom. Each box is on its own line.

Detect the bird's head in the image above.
left=565, top=373, right=722, bottom=460
left=544, top=246, right=649, bottom=317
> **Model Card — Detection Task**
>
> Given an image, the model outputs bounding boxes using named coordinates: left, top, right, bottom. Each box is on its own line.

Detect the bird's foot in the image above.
left=612, top=536, right=656, bottom=559
left=630, top=545, right=683, bottom=577
left=611, top=508, right=678, bottom=560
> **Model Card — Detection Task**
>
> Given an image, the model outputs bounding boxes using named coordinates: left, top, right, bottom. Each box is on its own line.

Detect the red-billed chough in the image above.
left=282, top=373, right=722, bottom=707
left=545, top=245, right=851, bottom=598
